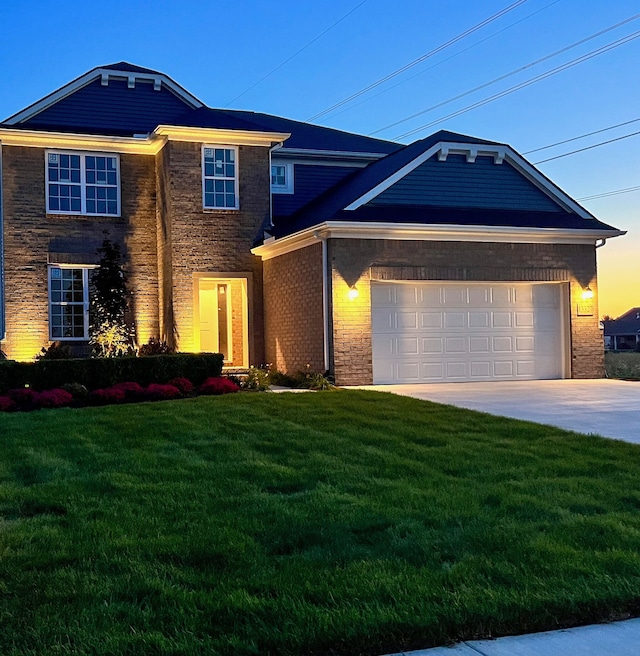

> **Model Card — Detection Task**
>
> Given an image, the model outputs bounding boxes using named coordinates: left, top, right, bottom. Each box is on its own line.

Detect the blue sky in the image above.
left=1, top=0, right=638, bottom=316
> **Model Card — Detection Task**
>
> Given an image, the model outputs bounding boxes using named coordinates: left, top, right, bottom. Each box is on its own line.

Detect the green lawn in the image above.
left=2, top=391, right=640, bottom=656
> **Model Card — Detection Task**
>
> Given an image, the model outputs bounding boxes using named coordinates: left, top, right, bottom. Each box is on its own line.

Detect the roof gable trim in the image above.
left=4, top=66, right=204, bottom=125
left=344, top=141, right=593, bottom=219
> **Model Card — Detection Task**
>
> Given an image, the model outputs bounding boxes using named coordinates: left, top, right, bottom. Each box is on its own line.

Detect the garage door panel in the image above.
left=421, top=312, right=444, bottom=329
left=444, top=312, right=466, bottom=328
left=372, top=282, right=564, bottom=384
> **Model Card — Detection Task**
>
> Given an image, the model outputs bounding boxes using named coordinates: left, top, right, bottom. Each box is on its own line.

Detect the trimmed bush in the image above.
left=0, top=353, right=224, bottom=392
left=199, top=377, right=239, bottom=396
left=167, top=377, right=194, bottom=394
left=110, top=381, right=145, bottom=401
left=89, top=387, right=127, bottom=405
left=144, top=383, right=181, bottom=401
left=7, top=388, right=40, bottom=407
left=0, top=396, right=16, bottom=412
left=36, top=389, right=73, bottom=409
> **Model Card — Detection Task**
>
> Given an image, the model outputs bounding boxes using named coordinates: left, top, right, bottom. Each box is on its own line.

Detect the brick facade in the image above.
left=328, top=239, right=603, bottom=385
left=263, top=242, right=325, bottom=374
left=0, top=145, right=159, bottom=360
left=155, top=141, right=269, bottom=364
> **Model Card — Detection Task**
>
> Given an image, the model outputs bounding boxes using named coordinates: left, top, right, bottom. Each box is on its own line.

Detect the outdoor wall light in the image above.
left=347, top=285, right=359, bottom=300
left=581, top=286, right=594, bottom=300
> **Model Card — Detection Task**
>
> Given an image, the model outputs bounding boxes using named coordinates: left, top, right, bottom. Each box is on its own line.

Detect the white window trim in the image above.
left=271, top=161, right=294, bottom=194
left=202, top=145, right=239, bottom=210
left=48, top=264, right=94, bottom=341
left=45, top=150, right=121, bottom=217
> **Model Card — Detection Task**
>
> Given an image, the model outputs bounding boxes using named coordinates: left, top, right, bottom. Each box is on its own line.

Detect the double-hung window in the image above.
left=47, top=151, right=120, bottom=216
left=203, top=146, right=238, bottom=209
left=48, top=266, right=90, bottom=340
left=270, top=162, right=293, bottom=194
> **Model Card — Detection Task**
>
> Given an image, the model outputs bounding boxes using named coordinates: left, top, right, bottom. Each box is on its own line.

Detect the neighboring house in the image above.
left=0, top=63, right=625, bottom=384
left=603, top=308, right=640, bottom=351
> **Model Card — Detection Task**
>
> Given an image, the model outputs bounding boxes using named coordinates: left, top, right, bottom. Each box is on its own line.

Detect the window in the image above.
left=271, top=162, right=294, bottom=194
left=48, top=266, right=90, bottom=340
left=203, top=146, right=238, bottom=209
left=47, top=151, right=120, bottom=216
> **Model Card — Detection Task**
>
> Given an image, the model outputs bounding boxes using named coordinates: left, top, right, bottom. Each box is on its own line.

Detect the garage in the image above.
left=371, top=282, right=567, bottom=384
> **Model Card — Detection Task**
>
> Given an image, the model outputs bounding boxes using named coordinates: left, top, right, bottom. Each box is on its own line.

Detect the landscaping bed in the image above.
left=1, top=391, right=640, bottom=655
left=606, top=351, right=640, bottom=380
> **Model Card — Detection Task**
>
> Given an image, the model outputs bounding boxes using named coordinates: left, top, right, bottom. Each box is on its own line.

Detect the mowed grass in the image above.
left=2, top=391, right=640, bottom=656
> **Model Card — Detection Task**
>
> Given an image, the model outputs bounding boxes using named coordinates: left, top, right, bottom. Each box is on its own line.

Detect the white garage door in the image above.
left=372, top=282, right=565, bottom=384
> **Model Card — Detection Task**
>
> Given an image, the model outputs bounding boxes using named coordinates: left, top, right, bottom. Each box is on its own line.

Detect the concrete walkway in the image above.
left=358, top=379, right=640, bottom=443
left=384, top=618, right=640, bottom=655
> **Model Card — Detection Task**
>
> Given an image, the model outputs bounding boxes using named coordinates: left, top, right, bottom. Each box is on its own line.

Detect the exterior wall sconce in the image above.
left=581, top=286, right=594, bottom=300
left=347, top=285, right=359, bottom=300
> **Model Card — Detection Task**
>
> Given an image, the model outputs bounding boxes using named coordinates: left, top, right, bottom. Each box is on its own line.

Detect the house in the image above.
left=0, top=62, right=625, bottom=385
left=603, top=308, right=640, bottom=351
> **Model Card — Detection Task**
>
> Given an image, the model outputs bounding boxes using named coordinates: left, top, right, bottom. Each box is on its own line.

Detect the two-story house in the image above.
left=0, top=63, right=624, bottom=385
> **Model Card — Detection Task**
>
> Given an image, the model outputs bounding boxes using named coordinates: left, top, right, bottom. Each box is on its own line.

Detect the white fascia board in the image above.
left=251, top=220, right=626, bottom=260
left=154, top=125, right=290, bottom=147
left=277, top=148, right=389, bottom=161
left=0, top=127, right=166, bottom=155
left=4, top=67, right=204, bottom=125
left=344, top=140, right=597, bottom=220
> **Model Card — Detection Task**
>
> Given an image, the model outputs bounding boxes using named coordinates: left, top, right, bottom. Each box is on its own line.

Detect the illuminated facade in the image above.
left=0, top=63, right=624, bottom=383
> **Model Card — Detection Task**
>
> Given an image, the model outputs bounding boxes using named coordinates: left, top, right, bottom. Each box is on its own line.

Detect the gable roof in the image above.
left=1, top=63, right=400, bottom=154
left=269, top=130, right=622, bottom=239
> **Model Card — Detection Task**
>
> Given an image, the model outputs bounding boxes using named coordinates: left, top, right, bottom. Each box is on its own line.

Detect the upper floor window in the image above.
left=46, top=151, right=120, bottom=216
left=203, top=146, right=238, bottom=209
left=271, top=162, right=293, bottom=194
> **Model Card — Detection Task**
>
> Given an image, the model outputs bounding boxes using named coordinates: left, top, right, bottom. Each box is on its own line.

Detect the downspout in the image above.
left=0, top=140, right=4, bottom=342
left=321, top=235, right=330, bottom=373
left=268, top=142, right=284, bottom=229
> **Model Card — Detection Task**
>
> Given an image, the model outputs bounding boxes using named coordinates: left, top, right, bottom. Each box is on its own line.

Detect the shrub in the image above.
left=7, top=387, right=41, bottom=407
left=242, top=366, right=270, bottom=391
left=89, top=387, right=127, bottom=405
left=37, top=388, right=73, bottom=409
left=268, top=369, right=298, bottom=388
left=61, top=382, right=89, bottom=401
left=0, top=353, right=224, bottom=392
left=198, top=377, right=240, bottom=396
left=144, top=383, right=182, bottom=401
left=139, top=338, right=175, bottom=356
left=36, top=342, right=73, bottom=361
left=0, top=396, right=16, bottom=412
left=296, top=365, right=333, bottom=391
left=110, top=381, right=145, bottom=401
left=167, top=377, right=194, bottom=394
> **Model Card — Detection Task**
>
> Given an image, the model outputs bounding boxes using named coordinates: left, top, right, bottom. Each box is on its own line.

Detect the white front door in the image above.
left=371, top=282, right=566, bottom=384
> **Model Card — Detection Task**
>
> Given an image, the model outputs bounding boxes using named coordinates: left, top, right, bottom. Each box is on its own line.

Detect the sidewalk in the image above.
left=385, top=618, right=640, bottom=656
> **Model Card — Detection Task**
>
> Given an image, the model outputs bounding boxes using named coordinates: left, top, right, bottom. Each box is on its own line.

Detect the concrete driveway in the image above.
left=358, top=379, right=640, bottom=444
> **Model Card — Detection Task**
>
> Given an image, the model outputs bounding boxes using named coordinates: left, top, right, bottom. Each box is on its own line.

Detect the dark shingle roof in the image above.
left=269, top=130, right=620, bottom=238
left=604, top=309, right=640, bottom=336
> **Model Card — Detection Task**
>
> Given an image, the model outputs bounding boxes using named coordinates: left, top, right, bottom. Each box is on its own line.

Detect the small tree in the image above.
left=90, top=236, right=134, bottom=357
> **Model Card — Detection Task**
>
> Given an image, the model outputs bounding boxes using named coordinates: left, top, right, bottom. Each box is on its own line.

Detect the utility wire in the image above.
left=394, top=28, right=640, bottom=140
left=577, top=185, right=640, bottom=201
left=327, top=0, right=563, bottom=122
left=224, top=0, right=370, bottom=107
left=371, top=13, right=640, bottom=136
left=307, top=0, right=529, bottom=121
left=533, top=129, right=640, bottom=164
left=523, top=117, right=640, bottom=154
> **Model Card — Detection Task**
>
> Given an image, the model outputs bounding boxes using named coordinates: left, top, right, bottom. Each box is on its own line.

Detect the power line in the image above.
left=224, top=0, right=370, bottom=107
left=533, top=129, right=640, bottom=164
left=523, top=117, right=640, bottom=154
left=306, top=0, right=529, bottom=122
left=327, top=0, right=563, bottom=122
left=393, top=28, right=640, bottom=140
left=577, top=185, right=640, bottom=201
left=371, top=13, right=640, bottom=136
